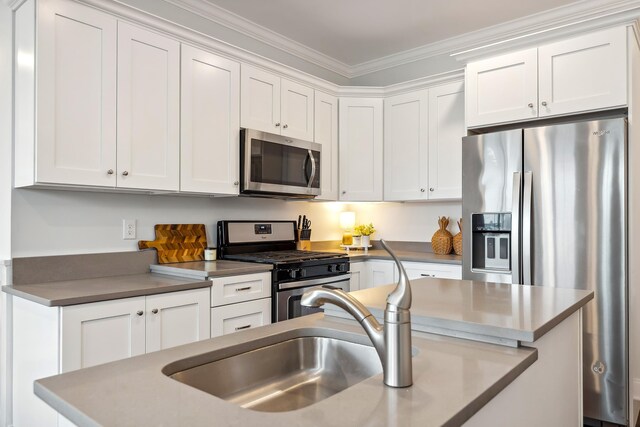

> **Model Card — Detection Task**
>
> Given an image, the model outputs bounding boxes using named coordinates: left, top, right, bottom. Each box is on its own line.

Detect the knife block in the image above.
left=296, top=229, right=312, bottom=251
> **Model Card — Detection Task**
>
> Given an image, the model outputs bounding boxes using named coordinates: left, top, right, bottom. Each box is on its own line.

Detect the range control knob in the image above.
left=327, top=264, right=335, bottom=273
left=288, top=269, right=299, bottom=279
left=336, top=264, right=348, bottom=272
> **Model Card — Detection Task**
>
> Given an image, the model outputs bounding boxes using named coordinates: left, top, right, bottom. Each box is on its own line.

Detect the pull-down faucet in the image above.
left=301, top=240, right=413, bottom=388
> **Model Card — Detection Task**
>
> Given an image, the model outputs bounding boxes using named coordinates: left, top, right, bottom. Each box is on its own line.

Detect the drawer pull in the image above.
left=235, top=286, right=252, bottom=292
left=235, top=324, right=252, bottom=331
left=420, top=274, right=435, bottom=277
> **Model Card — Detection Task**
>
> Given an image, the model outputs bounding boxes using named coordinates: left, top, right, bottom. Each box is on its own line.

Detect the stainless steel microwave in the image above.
left=240, top=129, right=321, bottom=198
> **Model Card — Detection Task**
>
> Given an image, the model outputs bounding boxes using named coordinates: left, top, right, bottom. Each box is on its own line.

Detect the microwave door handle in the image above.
left=307, top=150, right=317, bottom=188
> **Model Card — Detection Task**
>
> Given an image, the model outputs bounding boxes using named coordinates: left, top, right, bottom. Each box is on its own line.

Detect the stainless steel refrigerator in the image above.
left=462, top=117, right=628, bottom=425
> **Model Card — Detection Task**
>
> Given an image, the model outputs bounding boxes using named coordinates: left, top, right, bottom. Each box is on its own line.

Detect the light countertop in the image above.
left=325, top=278, right=593, bottom=345
left=35, top=314, right=537, bottom=427
left=150, top=259, right=273, bottom=280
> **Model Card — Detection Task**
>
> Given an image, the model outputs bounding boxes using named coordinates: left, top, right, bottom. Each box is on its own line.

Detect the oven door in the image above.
left=275, top=274, right=351, bottom=322
left=241, top=129, right=321, bottom=197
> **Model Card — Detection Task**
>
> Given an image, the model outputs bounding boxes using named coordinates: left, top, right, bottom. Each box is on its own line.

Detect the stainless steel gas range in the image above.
left=217, top=220, right=350, bottom=322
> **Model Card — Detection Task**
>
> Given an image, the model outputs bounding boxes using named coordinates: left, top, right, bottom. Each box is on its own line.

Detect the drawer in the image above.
left=210, top=272, right=271, bottom=307
left=401, top=262, right=462, bottom=280
left=211, top=298, right=271, bottom=337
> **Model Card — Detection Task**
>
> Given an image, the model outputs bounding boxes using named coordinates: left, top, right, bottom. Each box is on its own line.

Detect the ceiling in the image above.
left=204, top=0, right=582, bottom=66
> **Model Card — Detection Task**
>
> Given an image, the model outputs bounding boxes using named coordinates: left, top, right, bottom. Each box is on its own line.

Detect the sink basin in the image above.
left=166, top=336, right=382, bottom=412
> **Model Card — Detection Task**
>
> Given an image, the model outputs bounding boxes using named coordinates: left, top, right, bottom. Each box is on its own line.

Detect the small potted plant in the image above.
left=354, top=223, right=375, bottom=247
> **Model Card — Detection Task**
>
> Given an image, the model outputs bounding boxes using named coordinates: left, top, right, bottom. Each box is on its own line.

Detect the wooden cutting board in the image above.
left=138, top=224, right=208, bottom=264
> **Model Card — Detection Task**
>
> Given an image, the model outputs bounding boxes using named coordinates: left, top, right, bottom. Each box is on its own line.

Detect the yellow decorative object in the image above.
left=431, top=216, right=453, bottom=255
left=339, top=211, right=356, bottom=245
left=453, top=219, right=463, bottom=256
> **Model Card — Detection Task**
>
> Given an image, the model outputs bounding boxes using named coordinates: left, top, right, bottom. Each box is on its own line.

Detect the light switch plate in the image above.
left=123, top=219, right=136, bottom=240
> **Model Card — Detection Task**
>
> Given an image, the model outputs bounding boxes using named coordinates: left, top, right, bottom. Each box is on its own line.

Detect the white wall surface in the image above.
left=0, top=2, right=12, bottom=426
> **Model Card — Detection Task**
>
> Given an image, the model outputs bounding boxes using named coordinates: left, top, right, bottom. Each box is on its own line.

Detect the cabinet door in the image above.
left=117, top=22, right=180, bottom=191
left=428, top=81, right=465, bottom=200
left=60, top=297, right=145, bottom=372
left=538, top=27, right=627, bottom=117
left=36, top=0, right=117, bottom=186
left=384, top=90, right=429, bottom=201
left=280, top=79, right=314, bottom=140
left=211, top=298, right=271, bottom=337
left=181, top=45, right=240, bottom=194
left=339, top=98, right=384, bottom=201
left=314, top=91, right=339, bottom=200
left=348, top=262, right=366, bottom=291
left=466, top=48, right=538, bottom=127
left=360, top=261, right=396, bottom=289
left=145, top=288, right=210, bottom=353
left=241, top=64, right=281, bottom=134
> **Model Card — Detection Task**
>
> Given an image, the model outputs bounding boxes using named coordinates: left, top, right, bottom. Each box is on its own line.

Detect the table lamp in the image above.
left=339, top=211, right=356, bottom=245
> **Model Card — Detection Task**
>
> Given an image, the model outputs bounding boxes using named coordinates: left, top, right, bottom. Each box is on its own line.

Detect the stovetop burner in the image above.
left=225, top=250, right=346, bottom=264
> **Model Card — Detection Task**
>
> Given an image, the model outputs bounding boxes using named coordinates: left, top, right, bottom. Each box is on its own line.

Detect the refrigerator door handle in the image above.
left=522, top=171, right=533, bottom=285
left=511, top=172, right=522, bottom=284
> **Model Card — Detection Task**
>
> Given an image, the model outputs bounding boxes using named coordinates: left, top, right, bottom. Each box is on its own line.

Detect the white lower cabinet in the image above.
left=401, top=262, right=462, bottom=280
left=349, top=262, right=365, bottom=291
left=210, top=272, right=272, bottom=337
left=13, top=287, right=210, bottom=427
left=211, top=298, right=271, bottom=337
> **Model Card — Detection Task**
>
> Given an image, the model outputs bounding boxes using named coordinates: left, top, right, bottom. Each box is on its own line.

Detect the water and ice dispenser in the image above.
left=471, top=213, right=512, bottom=272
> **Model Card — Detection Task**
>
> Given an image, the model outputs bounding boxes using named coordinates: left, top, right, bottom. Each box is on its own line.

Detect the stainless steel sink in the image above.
left=166, top=336, right=382, bottom=412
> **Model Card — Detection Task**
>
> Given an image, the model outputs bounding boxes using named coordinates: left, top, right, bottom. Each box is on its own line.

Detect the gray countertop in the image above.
left=342, top=248, right=462, bottom=264
left=3, top=260, right=272, bottom=306
left=35, top=315, right=537, bottom=427
left=150, top=260, right=273, bottom=280
left=325, top=278, right=593, bottom=344
left=2, top=273, right=211, bottom=307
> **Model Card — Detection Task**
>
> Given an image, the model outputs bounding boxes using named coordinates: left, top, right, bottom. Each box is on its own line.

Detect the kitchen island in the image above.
left=33, top=278, right=592, bottom=426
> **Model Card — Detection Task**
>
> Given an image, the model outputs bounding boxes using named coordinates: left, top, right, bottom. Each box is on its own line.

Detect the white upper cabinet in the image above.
left=384, top=90, right=429, bottom=201
left=466, top=48, right=538, bottom=128
left=241, top=64, right=314, bottom=140
left=339, top=98, right=384, bottom=202
left=241, top=64, right=281, bottom=134
left=538, top=27, right=627, bottom=117
left=281, top=79, right=314, bottom=140
left=180, top=45, right=240, bottom=195
left=427, top=81, right=465, bottom=200
left=117, top=23, right=180, bottom=191
left=314, top=91, right=339, bottom=200
left=383, top=81, right=465, bottom=202
left=17, top=0, right=117, bottom=187
left=466, top=27, right=627, bottom=128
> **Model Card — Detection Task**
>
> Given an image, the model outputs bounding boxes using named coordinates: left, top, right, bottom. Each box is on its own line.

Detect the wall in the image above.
left=11, top=189, right=462, bottom=256
left=0, top=1, right=12, bottom=426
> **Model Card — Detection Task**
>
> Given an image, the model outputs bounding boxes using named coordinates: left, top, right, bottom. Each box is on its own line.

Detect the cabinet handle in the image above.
left=233, top=181, right=239, bottom=186
left=283, top=124, right=288, bottom=129
left=342, top=191, right=346, bottom=195
left=541, top=101, right=548, bottom=106
left=420, top=188, right=426, bottom=192
left=235, top=324, right=252, bottom=331
left=122, top=171, right=129, bottom=176
left=107, top=169, right=114, bottom=175
left=275, top=122, right=281, bottom=127
left=235, top=286, right=252, bottom=292
left=420, top=274, right=435, bottom=277
left=429, top=188, right=435, bottom=192
left=152, top=308, right=158, bottom=314
left=136, top=310, right=144, bottom=316
left=527, top=103, right=533, bottom=108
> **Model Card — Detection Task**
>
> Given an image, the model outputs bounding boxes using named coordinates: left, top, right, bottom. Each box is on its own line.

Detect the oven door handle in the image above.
left=278, top=273, right=351, bottom=291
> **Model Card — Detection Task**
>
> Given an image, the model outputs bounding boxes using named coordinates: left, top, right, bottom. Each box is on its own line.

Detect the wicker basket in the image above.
left=453, top=219, right=463, bottom=256
left=431, top=216, right=453, bottom=255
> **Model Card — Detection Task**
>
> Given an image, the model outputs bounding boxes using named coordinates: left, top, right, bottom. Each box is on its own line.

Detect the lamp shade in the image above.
left=339, top=211, right=356, bottom=230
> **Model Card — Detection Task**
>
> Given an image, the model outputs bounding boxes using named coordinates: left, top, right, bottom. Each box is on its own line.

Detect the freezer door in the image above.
left=462, top=129, right=523, bottom=284
left=524, top=118, right=627, bottom=425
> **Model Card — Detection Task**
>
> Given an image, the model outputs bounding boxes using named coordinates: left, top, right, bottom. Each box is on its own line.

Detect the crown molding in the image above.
left=337, top=69, right=465, bottom=97
left=161, top=0, right=640, bottom=79
left=163, top=0, right=353, bottom=78
left=450, top=0, right=640, bottom=61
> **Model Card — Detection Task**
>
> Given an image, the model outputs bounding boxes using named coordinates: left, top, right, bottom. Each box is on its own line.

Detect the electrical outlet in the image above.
left=123, top=219, right=136, bottom=240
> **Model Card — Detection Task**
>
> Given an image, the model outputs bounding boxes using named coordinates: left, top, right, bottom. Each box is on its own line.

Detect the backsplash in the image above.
left=11, top=189, right=461, bottom=257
